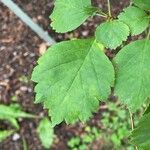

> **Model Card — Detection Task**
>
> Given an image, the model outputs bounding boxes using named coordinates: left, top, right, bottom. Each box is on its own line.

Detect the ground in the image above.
left=0, top=0, right=135, bottom=150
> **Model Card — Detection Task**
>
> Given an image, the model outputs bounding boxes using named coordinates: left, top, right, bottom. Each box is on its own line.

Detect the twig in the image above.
left=129, top=111, right=139, bottom=150
left=129, top=111, right=134, bottom=130
left=107, top=0, right=111, bottom=17
left=146, top=26, right=150, bottom=40
left=96, top=14, right=107, bottom=18
left=96, top=8, right=108, bottom=18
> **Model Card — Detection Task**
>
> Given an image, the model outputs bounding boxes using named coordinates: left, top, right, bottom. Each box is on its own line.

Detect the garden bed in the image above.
left=0, top=0, right=136, bottom=149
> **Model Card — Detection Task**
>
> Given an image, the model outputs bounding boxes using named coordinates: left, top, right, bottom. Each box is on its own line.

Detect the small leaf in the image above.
left=6, top=118, right=20, bottom=129
left=32, top=39, right=114, bottom=126
left=0, top=130, right=14, bottom=142
left=50, top=0, right=97, bottom=33
left=37, top=118, right=54, bottom=149
left=131, top=112, right=150, bottom=148
left=95, top=20, right=129, bottom=49
left=132, top=0, right=150, bottom=11
left=114, top=40, right=150, bottom=112
left=118, top=6, right=149, bottom=35
left=0, top=104, right=35, bottom=118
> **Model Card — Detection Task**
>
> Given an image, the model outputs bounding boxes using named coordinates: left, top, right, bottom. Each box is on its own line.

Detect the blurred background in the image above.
left=0, top=0, right=140, bottom=149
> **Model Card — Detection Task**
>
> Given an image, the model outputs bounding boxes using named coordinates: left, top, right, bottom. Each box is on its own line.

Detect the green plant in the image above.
left=37, top=117, right=54, bottom=149
left=0, top=104, right=35, bottom=143
left=0, top=104, right=35, bottom=129
left=0, top=104, right=54, bottom=149
left=68, top=137, right=81, bottom=149
left=67, top=102, right=132, bottom=150
left=130, top=109, right=150, bottom=150
left=100, top=102, right=133, bottom=149
left=32, top=0, right=150, bottom=149
left=0, top=130, right=14, bottom=142
left=19, top=75, right=29, bottom=83
left=67, top=126, right=101, bottom=150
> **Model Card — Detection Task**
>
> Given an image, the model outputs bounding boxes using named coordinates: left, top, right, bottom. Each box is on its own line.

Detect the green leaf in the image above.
left=118, top=6, right=149, bottom=35
left=140, top=141, right=150, bottom=150
left=68, top=137, right=81, bottom=148
left=37, top=118, right=54, bottom=149
left=131, top=112, right=150, bottom=148
left=32, top=39, right=114, bottom=126
left=5, top=118, right=20, bottom=129
left=0, top=130, right=14, bottom=142
left=110, top=133, right=121, bottom=146
left=50, top=0, right=97, bottom=33
left=0, top=104, right=35, bottom=118
left=95, top=20, right=129, bottom=49
left=114, top=40, right=150, bottom=112
left=0, top=104, right=35, bottom=129
left=132, top=0, right=150, bottom=11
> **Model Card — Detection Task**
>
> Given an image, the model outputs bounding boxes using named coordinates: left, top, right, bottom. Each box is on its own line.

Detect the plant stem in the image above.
left=96, top=13, right=107, bottom=18
left=146, top=26, right=150, bottom=40
left=129, top=111, right=134, bottom=130
left=100, top=11, right=108, bottom=17
left=96, top=8, right=108, bottom=18
left=129, top=111, right=139, bottom=150
left=129, top=1, right=133, bottom=6
left=107, top=0, right=111, bottom=17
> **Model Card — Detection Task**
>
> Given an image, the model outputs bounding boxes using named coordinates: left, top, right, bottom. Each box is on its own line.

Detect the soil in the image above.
left=0, top=0, right=132, bottom=150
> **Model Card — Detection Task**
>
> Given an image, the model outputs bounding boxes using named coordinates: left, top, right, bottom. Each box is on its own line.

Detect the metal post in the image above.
left=0, top=0, right=55, bottom=45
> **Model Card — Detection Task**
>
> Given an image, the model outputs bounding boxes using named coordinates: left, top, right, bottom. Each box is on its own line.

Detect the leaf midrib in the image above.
left=59, top=42, right=95, bottom=107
